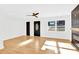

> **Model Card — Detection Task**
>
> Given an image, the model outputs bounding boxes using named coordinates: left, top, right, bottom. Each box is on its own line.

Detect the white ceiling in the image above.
left=0, top=4, right=77, bottom=20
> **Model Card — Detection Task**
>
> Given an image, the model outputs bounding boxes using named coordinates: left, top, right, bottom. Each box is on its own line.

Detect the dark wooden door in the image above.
left=34, top=21, right=40, bottom=36
left=26, top=22, right=30, bottom=36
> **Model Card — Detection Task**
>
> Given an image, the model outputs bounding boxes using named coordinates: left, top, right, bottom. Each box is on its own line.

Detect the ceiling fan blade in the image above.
left=35, top=16, right=38, bottom=18
left=35, top=13, right=39, bottom=15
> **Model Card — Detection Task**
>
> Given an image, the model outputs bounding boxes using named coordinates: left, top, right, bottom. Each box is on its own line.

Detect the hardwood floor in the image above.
left=0, top=49, right=48, bottom=54
left=0, top=35, right=76, bottom=54
left=4, top=35, right=46, bottom=50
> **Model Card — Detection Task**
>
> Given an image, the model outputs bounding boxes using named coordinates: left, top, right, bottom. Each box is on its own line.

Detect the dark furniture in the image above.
left=72, top=5, right=79, bottom=49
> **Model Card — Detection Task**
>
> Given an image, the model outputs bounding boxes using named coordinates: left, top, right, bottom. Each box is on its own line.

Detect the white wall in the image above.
left=0, top=19, right=25, bottom=48
left=0, top=20, right=25, bottom=40
left=46, top=15, right=71, bottom=39
left=0, top=4, right=76, bottom=48
left=0, top=14, right=72, bottom=49
left=25, top=15, right=71, bottom=40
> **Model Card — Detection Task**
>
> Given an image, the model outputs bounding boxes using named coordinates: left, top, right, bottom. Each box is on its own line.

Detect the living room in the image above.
left=0, top=4, right=78, bottom=54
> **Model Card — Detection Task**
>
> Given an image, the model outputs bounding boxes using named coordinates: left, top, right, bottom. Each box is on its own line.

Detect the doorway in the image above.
left=26, top=22, right=30, bottom=36
left=34, top=21, right=40, bottom=36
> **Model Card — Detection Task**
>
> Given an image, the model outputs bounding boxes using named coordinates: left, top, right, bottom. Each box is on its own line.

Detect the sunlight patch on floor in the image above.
left=60, top=48, right=79, bottom=54
left=41, top=40, right=79, bottom=54
left=44, top=40, right=56, bottom=46
left=58, top=42, right=76, bottom=50
left=41, top=40, right=58, bottom=53
left=58, top=42, right=79, bottom=54
left=41, top=40, right=56, bottom=50
left=18, top=39, right=33, bottom=46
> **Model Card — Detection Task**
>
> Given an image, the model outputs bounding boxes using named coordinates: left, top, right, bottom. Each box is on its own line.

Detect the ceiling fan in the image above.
left=26, top=12, right=39, bottom=18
